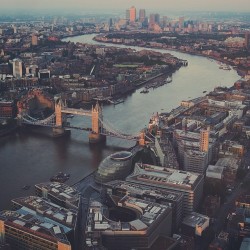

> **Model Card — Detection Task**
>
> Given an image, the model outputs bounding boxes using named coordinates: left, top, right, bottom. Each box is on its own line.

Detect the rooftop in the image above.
left=105, top=180, right=183, bottom=203
left=0, top=210, right=70, bottom=245
left=110, top=151, right=133, bottom=161
left=86, top=195, right=171, bottom=235
left=216, top=157, right=240, bottom=169
left=12, top=196, right=77, bottom=229
left=182, top=212, right=209, bottom=228
left=35, top=182, right=80, bottom=208
left=126, top=163, right=202, bottom=190
left=206, top=165, right=224, bottom=174
left=174, top=129, right=216, bottom=143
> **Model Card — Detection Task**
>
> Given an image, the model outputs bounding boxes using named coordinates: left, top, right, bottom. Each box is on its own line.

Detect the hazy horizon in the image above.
left=1, top=0, right=250, bottom=13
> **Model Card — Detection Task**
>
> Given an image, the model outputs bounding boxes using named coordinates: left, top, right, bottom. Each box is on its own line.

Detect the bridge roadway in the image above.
left=64, top=125, right=92, bottom=131
left=61, top=107, right=92, bottom=117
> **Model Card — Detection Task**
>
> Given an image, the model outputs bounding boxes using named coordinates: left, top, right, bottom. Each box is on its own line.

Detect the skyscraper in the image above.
left=129, top=6, right=136, bottom=22
left=179, top=17, right=185, bottom=28
left=125, top=9, right=130, bottom=20
left=155, top=14, right=160, bottom=24
left=149, top=14, right=156, bottom=25
left=149, top=13, right=160, bottom=26
left=139, top=9, right=146, bottom=22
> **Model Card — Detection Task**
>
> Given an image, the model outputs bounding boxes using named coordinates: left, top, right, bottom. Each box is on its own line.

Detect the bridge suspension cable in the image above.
left=19, top=113, right=56, bottom=127
left=99, top=118, right=140, bottom=140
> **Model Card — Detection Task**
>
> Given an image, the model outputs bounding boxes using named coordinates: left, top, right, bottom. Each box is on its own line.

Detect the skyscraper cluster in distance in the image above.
left=124, top=6, right=186, bottom=32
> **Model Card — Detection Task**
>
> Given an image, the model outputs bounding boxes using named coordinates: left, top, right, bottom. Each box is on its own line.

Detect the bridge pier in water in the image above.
left=89, top=133, right=106, bottom=144
left=52, top=127, right=66, bottom=137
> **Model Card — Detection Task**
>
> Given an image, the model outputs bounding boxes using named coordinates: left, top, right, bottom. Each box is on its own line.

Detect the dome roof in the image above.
left=95, top=151, right=133, bottom=183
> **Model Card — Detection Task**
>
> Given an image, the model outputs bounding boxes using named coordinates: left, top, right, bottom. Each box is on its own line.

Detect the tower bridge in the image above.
left=18, top=95, right=145, bottom=145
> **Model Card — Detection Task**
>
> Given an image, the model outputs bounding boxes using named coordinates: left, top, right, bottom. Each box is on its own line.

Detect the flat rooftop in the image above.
left=0, top=210, right=70, bottom=244
left=12, top=196, right=77, bottom=229
left=35, top=182, right=80, bottom=208
left=86, top=196, right=171, bottom=234
left=185, top=149, right=207, bottom=157
left=126, top=163, right=202, bottom=190
left=206, top=165, right=224, bottom=174
left=105, top=180, right=183, bottom=203
left=182, top=212, right=209, bottom=228
left=216, top=157, right=240, bottom=169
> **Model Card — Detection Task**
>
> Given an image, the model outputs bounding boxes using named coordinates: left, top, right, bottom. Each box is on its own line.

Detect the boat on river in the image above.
left=140, top=89, right=149, bottom=94
left=50, top=172, right=70, bottom=183
left=113, top=99, right=125, bottom=105
left=166, top=76, right=172, bottom=83
left=22, top=185, right=31, bottom=190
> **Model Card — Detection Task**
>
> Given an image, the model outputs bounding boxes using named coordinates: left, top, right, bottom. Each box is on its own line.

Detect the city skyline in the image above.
left=1, top=0, right=250, bottom=12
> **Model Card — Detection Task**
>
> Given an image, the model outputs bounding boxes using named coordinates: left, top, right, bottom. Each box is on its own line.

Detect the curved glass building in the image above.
left=95, top=151, right=133, bottom=183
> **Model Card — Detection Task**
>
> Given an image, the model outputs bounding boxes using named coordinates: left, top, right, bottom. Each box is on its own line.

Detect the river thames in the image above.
left=0, top=34, right=240, bottom=210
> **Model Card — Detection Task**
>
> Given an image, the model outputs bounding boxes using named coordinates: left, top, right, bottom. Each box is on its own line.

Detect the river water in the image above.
left=0, top=34, right=240, bottom=210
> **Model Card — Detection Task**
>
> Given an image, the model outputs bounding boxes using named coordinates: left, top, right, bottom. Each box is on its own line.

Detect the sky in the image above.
left=1, top=0, right=250, bottom=12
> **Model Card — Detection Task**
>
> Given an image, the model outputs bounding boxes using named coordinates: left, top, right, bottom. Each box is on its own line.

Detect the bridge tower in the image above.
left=89, top=102, right=106, bottom=143
left=53, top=96, right=65, bottom=136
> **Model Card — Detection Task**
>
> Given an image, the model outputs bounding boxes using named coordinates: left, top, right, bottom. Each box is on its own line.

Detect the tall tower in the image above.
left=149, top=14, right=160, bottom=25
left=155, top=14, right=160, bottom=24
left=126, top=9, right=130, bottom=20
left=89, top=102, right=106, bottom=143
left=130, top=6, right=136, bottom=22
left=54, top=97, right=63, bottom=127
left=179, top=17, right=185, bottom=28
left=200, top=127, right=210, bottom=152
left=53, top=96, right=65, bottom=136
left=91, top=102, right=102, bottom=134
left=139, top=9, right=146, bottom=22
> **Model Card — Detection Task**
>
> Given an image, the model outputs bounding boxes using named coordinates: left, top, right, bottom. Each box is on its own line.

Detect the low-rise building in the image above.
left=219, top=140, right=244, bottom=158
left=215, top=157, right=240, bottom=184
left=181, top=212, right=210, bottom=237
left=35, top=182, right=80, bottom=210
left=206, top=165, right=224, bottom=181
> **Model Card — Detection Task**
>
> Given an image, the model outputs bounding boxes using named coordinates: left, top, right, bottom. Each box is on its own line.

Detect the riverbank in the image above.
left=93, top=34, right=247, bottom=78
